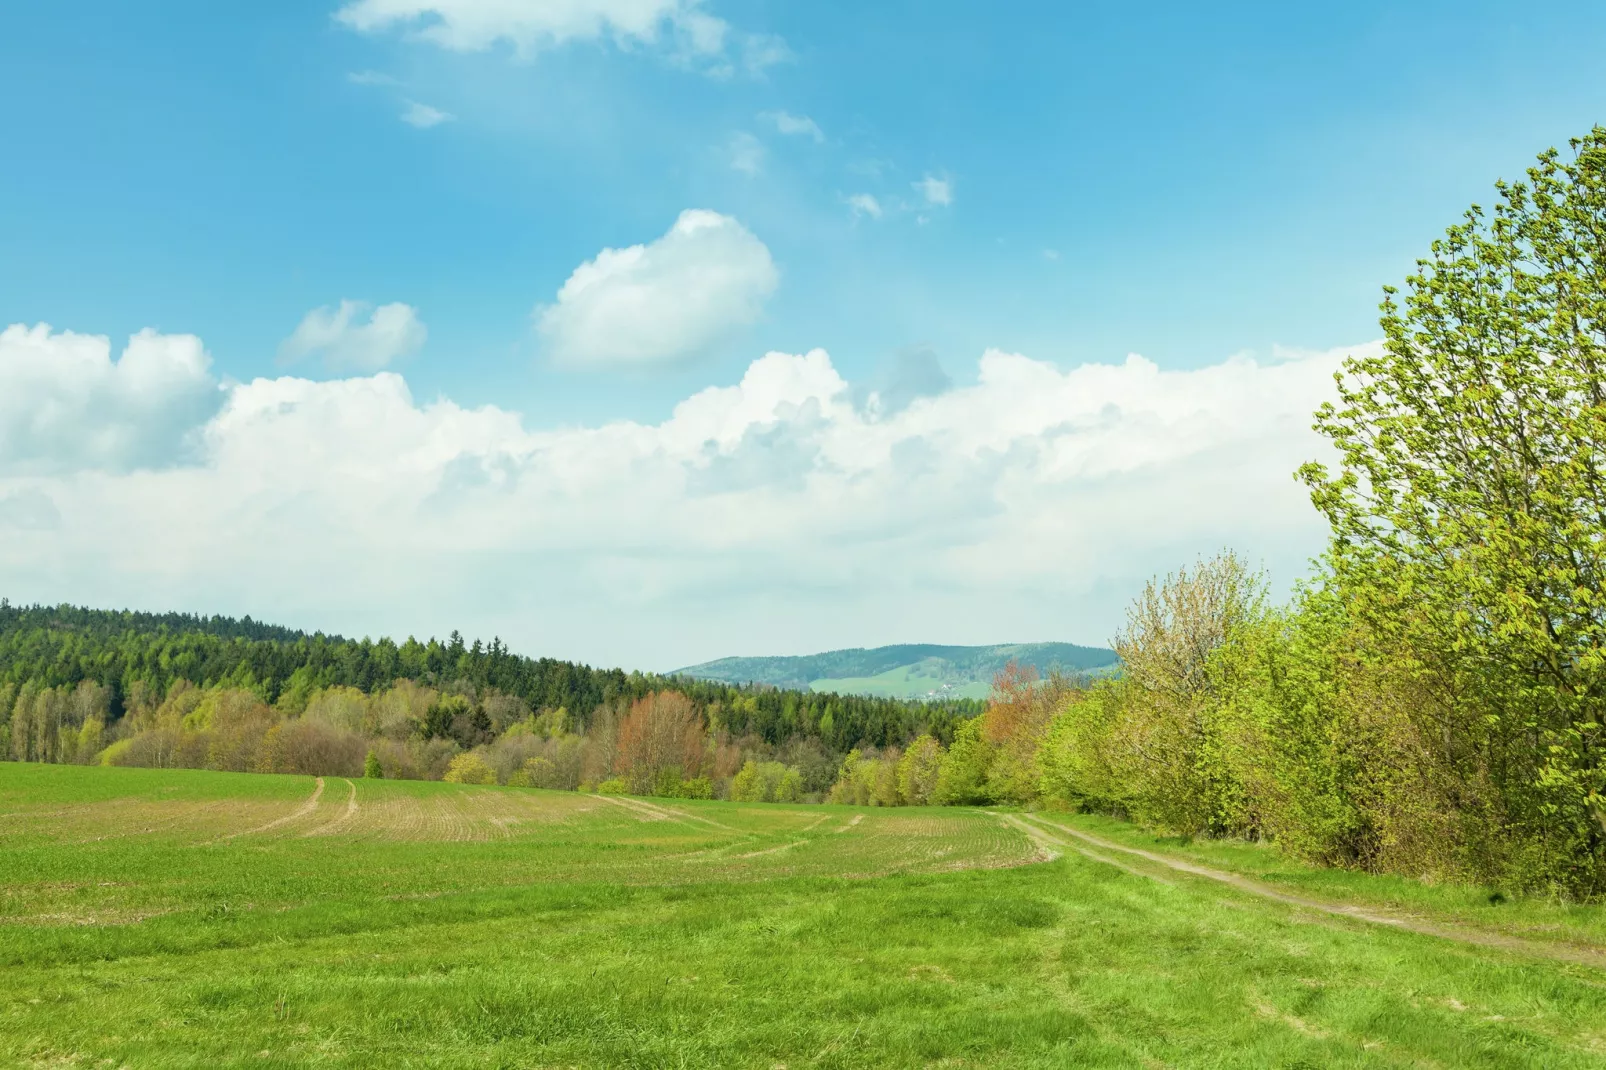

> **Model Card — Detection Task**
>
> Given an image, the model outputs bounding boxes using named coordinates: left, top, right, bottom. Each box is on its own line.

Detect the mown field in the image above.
left=4, top=765, right=1606, bottom=1068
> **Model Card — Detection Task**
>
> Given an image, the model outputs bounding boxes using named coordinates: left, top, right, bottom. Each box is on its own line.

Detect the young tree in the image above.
left=897, top=735, right=945, bottom=805
left=1301, top=127, right=1606, bottom=893
left=615, top=691, right=704, bottom=795
left=1108, top=552, right=1266, bottom=835
left=730, top=759, right=762, bottom=802
left=934, top=719, right=995, bottom=805
left=0, top=682, right=14, bottom=758
left=983, top=662, right=1079, bottom=805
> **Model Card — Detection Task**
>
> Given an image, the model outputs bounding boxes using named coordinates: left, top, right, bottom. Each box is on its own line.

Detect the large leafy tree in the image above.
left=1301, top=128, right=1606, bottom=893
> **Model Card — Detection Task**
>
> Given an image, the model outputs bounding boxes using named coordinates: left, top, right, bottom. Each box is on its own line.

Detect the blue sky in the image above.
left=2, top=1, right=1604, bottom=667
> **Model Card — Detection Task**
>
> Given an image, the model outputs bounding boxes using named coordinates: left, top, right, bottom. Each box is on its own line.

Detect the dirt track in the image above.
left=222, top=777, right=325, bottom=839
left=1014, top=813, right=1606, bottom=969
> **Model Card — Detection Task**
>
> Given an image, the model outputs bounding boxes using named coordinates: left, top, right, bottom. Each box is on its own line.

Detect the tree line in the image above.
left=0, top=600, right=984, bottom=801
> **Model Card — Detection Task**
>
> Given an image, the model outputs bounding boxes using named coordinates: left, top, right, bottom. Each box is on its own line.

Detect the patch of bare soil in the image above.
left=220, top=777, right=325, bottom=840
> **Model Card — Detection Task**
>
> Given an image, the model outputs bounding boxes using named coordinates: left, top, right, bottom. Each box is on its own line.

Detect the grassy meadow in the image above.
left=4, top=764, right=1606, bottom=1068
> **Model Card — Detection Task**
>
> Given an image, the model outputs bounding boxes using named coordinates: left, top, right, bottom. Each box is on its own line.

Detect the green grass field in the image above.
left=809, top=662, right=994, bottom=701
left=4, top=764, right=1606, bottom=1068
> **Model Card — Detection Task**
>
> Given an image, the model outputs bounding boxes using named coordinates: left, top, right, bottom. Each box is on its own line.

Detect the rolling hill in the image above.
left=673, top=642, right=1120, bottom=700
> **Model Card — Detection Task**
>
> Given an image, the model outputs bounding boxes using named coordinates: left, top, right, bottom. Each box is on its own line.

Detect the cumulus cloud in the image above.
left=401, top=100, right=454, bottom=127
left=763, top=111, right=823, bottom=142
left=337, top=0, right=786, bottom=74
left=847, top=193, right=882, bottom=219
left=915, top=174, right=953, bottom=207
left=0, top=324, right=220, bottom=475
left=537, top=210, right=778, bottom=369
left=0, top=319, right=1370, bottom=666
left=728, top=131, right=764, bottom=175
left=279, top=301, right=427, bottom=372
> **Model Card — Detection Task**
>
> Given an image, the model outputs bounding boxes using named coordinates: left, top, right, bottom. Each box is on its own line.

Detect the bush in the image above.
left=443, top=752, right=496, bottom=785
left=676, top=775, right=715, bottom=800
left=731, top=760, right=802, bottom=802
left=508, top=756, right=554, bottom=788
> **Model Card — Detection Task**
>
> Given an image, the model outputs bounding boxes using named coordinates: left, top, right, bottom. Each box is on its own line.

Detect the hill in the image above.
left=674, top=641, right=1120, bottom=700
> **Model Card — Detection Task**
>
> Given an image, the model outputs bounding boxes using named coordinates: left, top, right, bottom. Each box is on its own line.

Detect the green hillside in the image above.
left=674, top=642, right=1119, bottom=699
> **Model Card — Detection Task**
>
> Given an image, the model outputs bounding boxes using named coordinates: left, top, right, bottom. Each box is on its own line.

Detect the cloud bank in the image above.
left=0, top=319, right=1364, bottom=667
left=538, top=210, right=778, bottom=369
left=0, top=324, right=220, bottom=475
left=338, top=0, right=786, bottom=74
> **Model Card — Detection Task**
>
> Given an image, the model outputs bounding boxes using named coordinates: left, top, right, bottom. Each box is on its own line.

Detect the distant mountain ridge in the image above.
left=673, top=642, right=1120, bottom=701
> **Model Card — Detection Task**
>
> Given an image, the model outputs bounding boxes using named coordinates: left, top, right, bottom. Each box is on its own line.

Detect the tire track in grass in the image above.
left=737, top=840, right=807, bottom=859
left=595, top=795, right=672, bottom=822
left=833, top=814, right=864, bottom=834
left=597, top=794, right=740, bottom=832
left=218, top=777, right=325, bottom=840
left=631, top=796, right=740, bottom=831
left=1000, top=814, right=1173, bottom=884
left=1024, top=813, right=1606, bottom=968
left=303, top=780, right=359, bottom=838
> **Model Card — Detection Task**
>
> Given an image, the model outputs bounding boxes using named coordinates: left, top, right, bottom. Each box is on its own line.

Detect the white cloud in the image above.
left=734, top=34, right=790, bottom=75
left=336, top=0, right=785, bottom=74
left=401, top=100, right=454, bottom=127
left=915, top=174, right=953, bottom=207
left=279, top=301, right=427, bottom=373
left=847, top=193, right=883, bottom=219
left=728, top=131, right=764, bottom=176
left=0, top=324, right=220, bottom=475
left=0, top=320, right=1370, bottom=667
left=763, top=111, right=823, bottom=142
left=537, top=210, right=778, bottom=369
left=347, top=69, right=399, bottom=86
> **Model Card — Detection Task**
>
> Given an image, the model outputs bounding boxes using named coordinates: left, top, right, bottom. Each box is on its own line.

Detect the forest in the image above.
left=0, top=599, right=985, bottom=802
left=7, top=128, right=1606, bottom=899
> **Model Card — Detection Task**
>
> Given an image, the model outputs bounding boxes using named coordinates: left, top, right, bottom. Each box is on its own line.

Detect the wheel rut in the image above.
left=304, top=779, right=360, bottom=837
left=221, top=777, right=325, bottom=840
left=1023, top=813, right=1606, bottom=969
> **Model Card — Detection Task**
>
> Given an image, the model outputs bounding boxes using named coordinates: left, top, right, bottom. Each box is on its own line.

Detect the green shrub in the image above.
left=442, top=752, right=496, bottom=785
left=676, top=776, right=714, bottom=800
left=732, top=760, right=802, bottom=803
